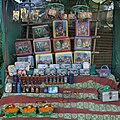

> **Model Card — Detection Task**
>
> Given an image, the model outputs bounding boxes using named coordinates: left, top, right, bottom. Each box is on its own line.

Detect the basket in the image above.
left=98, top=65, right=111, bottom=77
left=20, top=105, right=36, bottom=116
left=39, top=109, right=53, bottom=116
left=3, top=109, right=19, bottom=117
left=21, top=110, right=36, bottom=116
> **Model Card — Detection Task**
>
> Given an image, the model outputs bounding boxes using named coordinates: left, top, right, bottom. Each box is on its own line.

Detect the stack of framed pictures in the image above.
left=32, top=24, right=52, bottom=67
left=52, top=20, right=72, bottom=65
left=74, top=12, right=92, bottom=75
left=15, top=40, right=34, bottom=69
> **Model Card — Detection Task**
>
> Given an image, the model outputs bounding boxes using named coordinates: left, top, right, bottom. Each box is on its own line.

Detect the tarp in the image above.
left=112, top=1, right=120, bottom=79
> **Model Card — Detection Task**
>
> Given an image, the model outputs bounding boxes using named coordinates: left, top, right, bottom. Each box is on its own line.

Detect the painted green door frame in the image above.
left=0, top=0, right=7, bottom=89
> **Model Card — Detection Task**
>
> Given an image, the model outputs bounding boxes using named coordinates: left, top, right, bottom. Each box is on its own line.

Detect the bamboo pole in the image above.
left=92, top=4, right=100, bottom=64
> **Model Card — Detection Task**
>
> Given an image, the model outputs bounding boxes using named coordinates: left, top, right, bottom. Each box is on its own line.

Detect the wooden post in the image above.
left=92, top=4, right=100, bottom=64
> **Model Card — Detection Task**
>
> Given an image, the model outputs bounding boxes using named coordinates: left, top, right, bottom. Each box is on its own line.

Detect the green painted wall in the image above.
left=6, top=0, right=22, bottom=65
left=0, top=0, right=22, bottom=87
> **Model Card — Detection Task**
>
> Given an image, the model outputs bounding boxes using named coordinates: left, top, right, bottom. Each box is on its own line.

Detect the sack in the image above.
left=98, top=65, right=111, bottom=77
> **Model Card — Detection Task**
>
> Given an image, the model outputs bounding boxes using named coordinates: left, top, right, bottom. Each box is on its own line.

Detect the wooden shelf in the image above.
left=16, top=38, right=33, bottom=40
left=21, top=19, right=105, bottom=26
left=16, top=36, right=101, bottom=41
left=22, top=22, right=52, bottom=26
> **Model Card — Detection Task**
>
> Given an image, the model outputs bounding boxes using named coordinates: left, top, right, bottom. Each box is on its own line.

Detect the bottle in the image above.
left=44, top=86, right=48, bottom=93
left=21, top=84, right=25, bottom=93
left=64, top=76, right=68, bottom=83
left=57, top=76, right=59, bottom=83
left=13, top=74, right=19, bottom=83
left=12, top=82, right=17, bottom=93
left=31, top=85, right=35, bottom=93
left=25, top=84, right=29, bottom=93
left=68, top=73, right=74, bottom=84
left=35, top=85, right=40, bottom=93
left=17, top=82, right=21, bottom=93
left=61, top=76, right=64, bottom=83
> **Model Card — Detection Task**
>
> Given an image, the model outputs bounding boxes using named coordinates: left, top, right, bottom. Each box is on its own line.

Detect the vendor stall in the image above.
left=0, top=0, right=120, bottom=119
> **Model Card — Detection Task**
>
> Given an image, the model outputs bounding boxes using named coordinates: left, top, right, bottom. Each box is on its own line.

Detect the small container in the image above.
left=13, top=74, right=19, bottom=83
left=44, top=86, right=48, bottom=93
left=68, top=73, right=74, bottom=84
left=12, top=83, right=17, bottom=93
left=64, top=76, right=68, bottom=83
left=17, top=82, right=21, bottom=93
left=21, top=84, right=25, bottom=93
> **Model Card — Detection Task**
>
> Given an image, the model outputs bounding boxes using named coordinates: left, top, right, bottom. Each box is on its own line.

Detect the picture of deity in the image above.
left=33, top=38, right=51, bottom=54
left=35, top=54, right=53, bottom=67
left=32, top=25, right=50, bottom=39
left=74, top=37, right=91, bottom=50
left=55, top=52, right=73, bottom=64
left=53, top=20, right=68, bottom=38
left=53, top=37, right=71, bottom=52
left=76, top=21, right=90, bottom=36
left=74, top=51, right=91, bottom=65
left=15, top=40, right=32, bottom=56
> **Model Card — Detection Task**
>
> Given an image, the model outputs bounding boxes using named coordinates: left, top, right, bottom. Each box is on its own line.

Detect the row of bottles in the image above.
left=45, top=76, right=68, bottom=84
left=12, top=82, right=40, bottom=93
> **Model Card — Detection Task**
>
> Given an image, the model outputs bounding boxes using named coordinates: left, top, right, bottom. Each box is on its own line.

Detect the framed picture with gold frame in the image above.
left=35, top=53, right=53, bottom=67
left=53, top=20, right=68, bottom=38
left=74, top=51, right=91, bottom=64
left=55, top=52, right=73, bottom=64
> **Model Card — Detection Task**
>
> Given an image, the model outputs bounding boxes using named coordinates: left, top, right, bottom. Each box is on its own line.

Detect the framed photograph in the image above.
left=17, top=70, right=27, bottom=76
left=53, top=20, right=68, bottom=38
left=33, top=38, right=51, bottom=54
left=60, top=64, right=71, bottom=69
left=83, top=62, right=90, bottom=69
left=53, top=37, right=71, bottom=52
left=7, top=65, right=17, bottom=76
left=13, top=10, right=19, bottom=21
left=78, top=12, right=92, bottom=21
left=57, top=69, right=68, bottom=76
left=74, top=36, right=92, bottom=50
left=32, top=25, right=50, bottom=39
left=80, top=69, right=90, bottom=76
left=17, top=56, right=34, bottom=68
left=35, top=54, right=53, bottom=67
left=48, top=9, right=57, bottom=16
left=33, top=68, right=45, bottom=76
left=49, top=64, right=60, bottom=69
left=45, top=68, right=56, bottom=76
left=55, top=52, right=73, bottom=64
left=15, top=62, right=29, bottom=71
left=74, top=51, right=91, bottom=64
left=75, top=21, right=90, bottom=36
left=68, top=69, right=79, bottom=76
left=68, top=14, right=76, bottom=20
left=48, top=86, right=58, bottom=94
left=30, top=10, right=39, bottom=22
left=72, top=64, right=82, bottom=69
left=62, top=14, right=68, bottom=19
left=20, top=8, right=28, bottom=22
left=15, top=40, right=32, bottom=56
left=38, top=64, right=48, bottom=69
